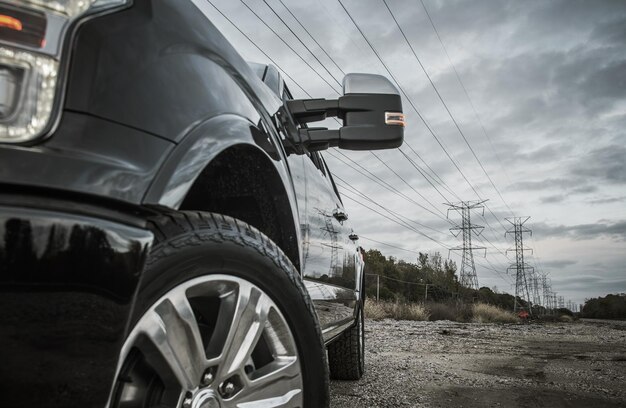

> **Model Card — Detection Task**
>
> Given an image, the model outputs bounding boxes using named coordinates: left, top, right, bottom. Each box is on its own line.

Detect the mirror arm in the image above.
left=286, top=99, right=339, bottom=124
left=298, top=128, right=339, bottom=151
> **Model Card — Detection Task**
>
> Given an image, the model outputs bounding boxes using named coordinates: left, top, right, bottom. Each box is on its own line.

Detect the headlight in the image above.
left=0, top=0, right=128, bottom=143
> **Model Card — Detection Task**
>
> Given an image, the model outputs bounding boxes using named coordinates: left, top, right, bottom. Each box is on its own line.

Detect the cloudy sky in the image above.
left=200, top=0, right=626, bottom=306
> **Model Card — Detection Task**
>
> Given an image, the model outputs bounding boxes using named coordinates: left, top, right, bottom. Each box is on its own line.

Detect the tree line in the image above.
left=363, top=248, right=562, bottom=314
left=582, top=294, right=626, bottom=319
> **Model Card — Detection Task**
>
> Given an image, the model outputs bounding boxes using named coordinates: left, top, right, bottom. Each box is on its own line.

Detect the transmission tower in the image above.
left=531, top=272, right=541, bottom=309
left=541, top=273, right=551, bottom=315
left=446, top=200, right=487, bottom=291
left=549, top=291, right=557, bottom=314
left=506, top=217, right=534, bottom=315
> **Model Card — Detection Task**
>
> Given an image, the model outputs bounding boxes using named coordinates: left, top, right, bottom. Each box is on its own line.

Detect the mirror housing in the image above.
left=285, top=73, right=405, bottom=152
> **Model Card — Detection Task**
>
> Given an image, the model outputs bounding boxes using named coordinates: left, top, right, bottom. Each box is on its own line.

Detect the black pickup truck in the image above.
left=0, top=1, right=404, bottom=407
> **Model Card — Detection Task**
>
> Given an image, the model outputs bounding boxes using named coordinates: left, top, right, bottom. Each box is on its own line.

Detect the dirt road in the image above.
left=330, top=319, right=626, bottom=407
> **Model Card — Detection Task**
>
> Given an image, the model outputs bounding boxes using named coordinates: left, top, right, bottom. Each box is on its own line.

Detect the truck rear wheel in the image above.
left=110, top=211, right=329, bottom=407
left=327, top=302, right=365, bottom=380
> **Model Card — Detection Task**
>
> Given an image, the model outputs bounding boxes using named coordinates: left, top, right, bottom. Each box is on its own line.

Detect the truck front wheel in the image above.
left=110, top=211, right=329, bottom=407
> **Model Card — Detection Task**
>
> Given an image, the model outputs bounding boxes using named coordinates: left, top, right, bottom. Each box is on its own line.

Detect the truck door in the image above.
left=274, top=81, right=358, bottom=338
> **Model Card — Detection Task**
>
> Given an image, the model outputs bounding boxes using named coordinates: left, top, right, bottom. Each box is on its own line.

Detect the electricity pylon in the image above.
left=446, top=200, right=487, bottom=291
left=531, top=272, right=541, bottom=310
left=541, top=273, right=551, bottom=315
left=506, top=217, right=534, bottom=315
left=550, top=291, right=558, bottom=314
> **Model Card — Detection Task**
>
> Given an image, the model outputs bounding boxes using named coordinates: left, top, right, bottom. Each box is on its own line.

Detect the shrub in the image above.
left=364, top=299, right=387, bottom=320
left=367, top=300, right=519, bottom=323
left=389, top=302, right=430, bottom=321
left=472, top=303, right=517, bottom=323
left=364, top=300, right=430, bottom=321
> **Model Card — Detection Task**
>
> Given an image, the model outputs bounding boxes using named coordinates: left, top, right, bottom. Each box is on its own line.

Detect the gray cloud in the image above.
left=588, top=196, right=626, bottom=205
left=590, top=16, right=626, bottom=45
left=571, top=185, right=598, bottom=194
left=571, top=145, right=626, bottom=184
left=580, top=59, right=626, bottom=102
left=542, top=259, right=578, bottom=268
left=539, top=185, right=598, bottom=204
left=550, top=276, right=626, bottom=299
left=534, top=220, right=626, bottom=241
left=509, top=178, right=579, bottom=192
left=540, top=195, right=565, bottom=204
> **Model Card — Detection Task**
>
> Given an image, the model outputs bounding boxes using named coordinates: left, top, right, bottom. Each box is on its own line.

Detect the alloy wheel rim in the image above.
left=109, top=275, right=303, bottom=408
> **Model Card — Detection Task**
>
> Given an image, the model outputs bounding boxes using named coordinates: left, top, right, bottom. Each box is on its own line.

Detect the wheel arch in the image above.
left=143, top=114, right=302, bottom=272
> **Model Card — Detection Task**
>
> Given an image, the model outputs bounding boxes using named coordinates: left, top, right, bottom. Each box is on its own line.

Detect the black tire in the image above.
left=114, top=211, right=329, bottom=407
left=327, top=297, right=365, bottom=380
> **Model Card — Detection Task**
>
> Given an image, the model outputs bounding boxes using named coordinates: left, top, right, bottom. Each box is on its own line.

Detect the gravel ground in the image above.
left=330, top=318, right=626, bottom=407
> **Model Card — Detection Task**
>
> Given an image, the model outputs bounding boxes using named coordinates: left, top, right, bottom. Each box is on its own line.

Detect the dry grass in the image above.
left=472, top=303, right=518, bottom=323
left=559, top=314, right=574, bottom=322
left=364, top=299, right=388, bottom=320
left=391, top=302, right=431, bottom=321
left=366, top=300, right=518, bottom=323
left=365, top=300, right=430, bottom=321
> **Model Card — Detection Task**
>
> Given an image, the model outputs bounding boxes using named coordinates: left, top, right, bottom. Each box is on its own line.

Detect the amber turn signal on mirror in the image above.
left=385, top=112, right=406, bottom=126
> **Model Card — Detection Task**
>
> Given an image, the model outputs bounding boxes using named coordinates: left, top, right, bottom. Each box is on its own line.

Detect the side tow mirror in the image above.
left=285, top=73, right=405, bottom=152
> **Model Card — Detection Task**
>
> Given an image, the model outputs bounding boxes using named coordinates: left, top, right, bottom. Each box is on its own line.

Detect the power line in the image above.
left=335, top=177, right=448, bottom=236
left=275, top=2, right=466, bottom=216
left=274, top=0, right=346, bottom=76
left=336, top=179, right=510, bottom=285
left=336, top=0, right=510, bottom=261
left=336, top=0, right=505, bottom=235
left=213, top=0, right=477, bottom=248
left=261, top=0, right=343, bottom=87
left=211, top=0, right=512, bottom=286
left=256, top=0, right=506, bottom=245
left=338, top=181, right=510, bottom=285
left=402, top=141, right=462, bottom=201
left=388, top=155, right=509, bottom=267
left=339, top=184, right=509, bottom=281
left=383, top=0, right=515, bottom=218
left=371, top=151, right=450, bottom=220
left=359, top=235, right=421, bottom=255
left=335, top=0, right=509, bottom=239
left=334, top=175, right=510, bottom=282
left=460, top=236, right=511, bottom=283
left=472, top=234, right=511, bottom=265
left=269, top=1, right=467, bottom=215
left=397, top=148, right=453, bottom=203
left=412, top=145, right=508, bottom=249
left=340, top=193, right=450, bottom=249
left=339, top=187, right=449, bottom=246
left=205, top=0, right=313, bottom=98
left=240, top=0, right=342, bottom=94
left=365, top=273, right=428, bottom=287
left=419, top=0, right=514, bottom=193
left=326, top=150, right=447, bottom=220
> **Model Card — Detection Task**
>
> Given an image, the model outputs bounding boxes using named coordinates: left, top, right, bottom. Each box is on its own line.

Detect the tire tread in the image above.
left=144, top=210, right=330, bottom=405
left=327, top=317, right=363, bottom=380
